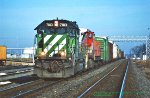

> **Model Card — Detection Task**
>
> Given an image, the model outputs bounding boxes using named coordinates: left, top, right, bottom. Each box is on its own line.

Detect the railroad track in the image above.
left=0, top=67, right=34, bottom=82
left=0, top=66, right=33, bottom=71
left=28, top=59, right=126, bottom=98
left=0, top=75, right=39, bottom=89
left=0, top=67, right=33, bottom=73
left=0, top=79, right=41, bottom=92
left=0, top=78, right=62, bottom=98
left=77, top=60, right=128, bottom=98
left=0, top=60, right=127, bottom=98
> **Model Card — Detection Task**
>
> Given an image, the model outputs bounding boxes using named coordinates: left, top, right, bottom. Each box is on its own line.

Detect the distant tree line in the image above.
left=131, top=44, right=146, bottom=57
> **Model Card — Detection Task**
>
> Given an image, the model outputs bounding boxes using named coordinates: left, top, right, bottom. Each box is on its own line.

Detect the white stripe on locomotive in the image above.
left=50, top=38, right=66, bottom=56
left=44, top=35, right=63, bottom=54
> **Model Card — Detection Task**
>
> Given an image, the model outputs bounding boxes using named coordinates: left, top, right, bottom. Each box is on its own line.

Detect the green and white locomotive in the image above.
left=34, top=18, right=84, bottom=78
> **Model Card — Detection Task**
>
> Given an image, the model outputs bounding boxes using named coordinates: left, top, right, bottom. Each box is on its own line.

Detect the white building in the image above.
left=22, top=47, right=35, bottom=58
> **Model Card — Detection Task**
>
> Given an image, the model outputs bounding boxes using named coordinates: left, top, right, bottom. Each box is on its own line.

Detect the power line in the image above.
left=109, top=36, right=150, bottom=59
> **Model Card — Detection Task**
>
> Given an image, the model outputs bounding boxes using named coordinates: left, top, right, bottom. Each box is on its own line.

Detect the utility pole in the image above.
left=147, top=28, right=150, bottom=59
left=147, top=34, right=150, bottom=59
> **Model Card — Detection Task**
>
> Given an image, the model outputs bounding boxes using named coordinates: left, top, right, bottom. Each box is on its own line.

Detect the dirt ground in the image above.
left=135, top=60, right=150, bottom=67
left=135, top=59, right=150, bottom=80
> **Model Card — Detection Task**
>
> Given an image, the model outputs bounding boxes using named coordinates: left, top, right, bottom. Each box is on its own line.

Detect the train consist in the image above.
left=34, top=18, right=124, bottom=78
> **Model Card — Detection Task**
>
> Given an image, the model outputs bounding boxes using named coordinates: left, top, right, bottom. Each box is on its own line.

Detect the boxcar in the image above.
left=108, top=41, right=113, bottom=62
left=95, top=36, right=109, bottom=63
left=0, top=46, right=6, bottom=65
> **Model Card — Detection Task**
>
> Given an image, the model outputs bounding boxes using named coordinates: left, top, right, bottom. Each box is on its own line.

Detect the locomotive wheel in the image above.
left=74, top=61, right=80, bottom=73
left=87, top=59, right=94, bottom=68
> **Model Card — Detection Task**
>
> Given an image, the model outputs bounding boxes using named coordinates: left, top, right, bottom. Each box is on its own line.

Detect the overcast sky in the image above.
left=0, top=0, right=150, bottom=54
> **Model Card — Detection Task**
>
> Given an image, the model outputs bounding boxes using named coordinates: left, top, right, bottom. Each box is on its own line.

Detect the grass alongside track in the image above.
left=135, top=59, right=150, bottom=68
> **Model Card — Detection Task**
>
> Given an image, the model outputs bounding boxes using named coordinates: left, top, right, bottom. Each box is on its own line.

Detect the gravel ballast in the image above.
left=132, top=61, right=150, bottom=97
left=35, top=59, right=124, bottom=98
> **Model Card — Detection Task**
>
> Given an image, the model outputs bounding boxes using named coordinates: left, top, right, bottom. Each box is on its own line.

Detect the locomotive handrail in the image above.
left=68, top=44, right=75, bottom=55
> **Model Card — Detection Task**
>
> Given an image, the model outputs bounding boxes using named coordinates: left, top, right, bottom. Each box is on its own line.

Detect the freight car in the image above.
left=121, top=51, right=125, bottom=59
left=113, top=43, right=119, bottom=60
left=95, top=36, right=110, bottom=63
left=0, top=46, right=6, bottom=65
left=108, top=41, right=113, bottom=62
left=33, top=18, right=125, bottom=78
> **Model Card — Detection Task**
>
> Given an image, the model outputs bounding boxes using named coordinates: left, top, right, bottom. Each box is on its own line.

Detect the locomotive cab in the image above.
left=34, top=18, right=82, bottom=78
left=81, top=31, right=101, bottom=69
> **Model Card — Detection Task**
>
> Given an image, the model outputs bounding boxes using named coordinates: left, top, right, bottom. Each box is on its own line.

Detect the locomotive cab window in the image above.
left=37, top=30, right=44, bottom=49
left=57, top=28, right=66, bottom=34
left=69, top=29, right=77, bottom=37
left=49, top=28, right=55, bottom=34
left=45, top=28, right=67, bottom=34
left=44, top=28, right=51, bottom=34
left=88, top=33, right=93, bottom=39
left=38, top=30, right=44, bottom=34
left=38, top=30, right=43, bottom=37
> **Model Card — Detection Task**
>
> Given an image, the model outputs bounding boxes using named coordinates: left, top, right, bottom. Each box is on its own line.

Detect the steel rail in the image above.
left=119, top=61, right=129, bottom=98
left=0, top=69, right=33, bottom=82
left=77, top=61, right=124, bottom=98
left=11, top=80, right=62, bottom=98
left=0, top=79, right=41, bottom=92
left=0, top=67, right=33, bottom=74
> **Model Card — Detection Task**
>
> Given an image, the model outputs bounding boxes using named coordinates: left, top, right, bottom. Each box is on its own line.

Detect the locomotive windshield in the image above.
left=43, top=27, right=67, bottom=34
left=43, top=27, right=78, bottom=35
left=88, top=33, right=93, bottom=38
left=69, top=29, right=76, bottom=37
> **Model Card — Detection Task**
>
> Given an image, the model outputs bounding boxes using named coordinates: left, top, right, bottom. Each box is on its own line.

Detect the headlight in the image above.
left=54, top=21, right=59, bottom=27
left=41, top=52, right=45, bottom=56
left=60, top=51, right=65, bottom=56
